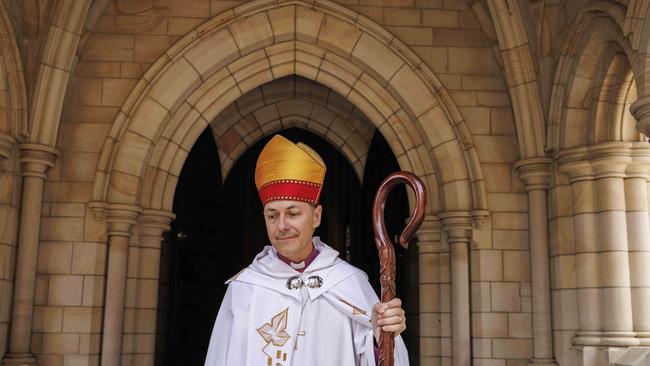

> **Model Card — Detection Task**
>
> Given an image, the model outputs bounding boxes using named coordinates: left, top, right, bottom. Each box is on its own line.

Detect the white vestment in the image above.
left=204, top=237, right=409, bottom=366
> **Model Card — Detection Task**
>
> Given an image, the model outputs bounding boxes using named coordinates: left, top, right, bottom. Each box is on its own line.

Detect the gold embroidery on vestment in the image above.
left=338, top=298, right=367, bottom=315
left=257, top=308, right=291, bottom=365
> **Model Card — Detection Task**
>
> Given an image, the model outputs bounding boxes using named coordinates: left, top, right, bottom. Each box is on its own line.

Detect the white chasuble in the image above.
left=204, top=238, right=410, bottom=366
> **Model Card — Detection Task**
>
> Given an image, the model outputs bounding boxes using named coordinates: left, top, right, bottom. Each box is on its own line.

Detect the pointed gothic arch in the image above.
left=548, top=4, right=641, bottom=150
left=89, top=0, right=489, bottom=222
left=212, top=76, right=374, bottom=181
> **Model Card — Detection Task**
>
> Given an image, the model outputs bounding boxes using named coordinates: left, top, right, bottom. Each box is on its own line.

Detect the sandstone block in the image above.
left=38, top=243, right=73, bottom=274
left=83, top=34, right=134, bottom=62
left=49, top=275, right=84, bottom=306
left=42, top=333, right=80, bottom=354
left=385, top=8, right=421, bottom=26
left=472, top=312, right=507, bottom=337
left=491, top=282, right=520, bottom=312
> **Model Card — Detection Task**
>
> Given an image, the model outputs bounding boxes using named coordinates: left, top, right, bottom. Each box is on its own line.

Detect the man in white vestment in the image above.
left=204, top=135, right=410, bottom=366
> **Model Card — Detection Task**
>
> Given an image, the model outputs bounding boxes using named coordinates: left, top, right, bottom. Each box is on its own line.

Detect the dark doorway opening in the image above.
left=157, top=127, right=411, bottom=365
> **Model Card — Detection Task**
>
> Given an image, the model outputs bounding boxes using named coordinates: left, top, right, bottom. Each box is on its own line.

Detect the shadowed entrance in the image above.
left=156, top=127, right=410, bottom=365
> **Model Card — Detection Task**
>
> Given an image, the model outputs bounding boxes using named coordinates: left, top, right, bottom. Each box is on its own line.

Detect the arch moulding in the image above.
left=0, top=1, right=28, bottom=155
left=89, top=0, right=489, bottom=224
left=547, top=5, right=637, bottom=151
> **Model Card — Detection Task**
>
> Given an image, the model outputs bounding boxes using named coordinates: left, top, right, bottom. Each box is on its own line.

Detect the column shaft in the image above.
left=2, top=144, right=57, bottom=366
left=594, top=174, right=634, bottom=339
left=528, top=188, right=555, bottom=363
left=626, top=176, right=650, bottom=342
left=100, top=205, right=140, bottom=366
left=101, top=234, right=129, bottom=366
left=417, top=216, right=443, bottom=366
left=515, top=157, right=556, bottom=365
left=129, top=211, right=173, bottom=366
left=7, top=176, right=44, bottom=355
left=450, top=241, right=470, bottom=366
left=570, top=178, right=601, bottom=338
left=441, top=212, right=472, bottom=366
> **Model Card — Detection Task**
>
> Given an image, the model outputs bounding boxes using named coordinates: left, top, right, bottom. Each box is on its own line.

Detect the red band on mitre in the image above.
left=258, top=180, right=322, bottom=205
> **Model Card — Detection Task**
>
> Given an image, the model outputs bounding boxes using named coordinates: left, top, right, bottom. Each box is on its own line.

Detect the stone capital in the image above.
left=439, top=211, right=473, bottom=244
left=628, top=144, right=650, bottom=179
left=515, top=157, right=552, bottom=191
left=589, top=142, right=632, bottom=178
left=106, top=204, right=142, bottom=237
left=556, top=143, right=639, bottom=181
left=471, top=209, right=490, bottom=228
left=556, top=147, right=592, bottom=182
left=630, top=94, right=650, bottom=137
left=0, top=133, right=16, bottom=160
left=416, top=215, right=443, bottom=253
left=139, top=209, right=175, bottom=243
left=18, top=143, right=58, bottom=179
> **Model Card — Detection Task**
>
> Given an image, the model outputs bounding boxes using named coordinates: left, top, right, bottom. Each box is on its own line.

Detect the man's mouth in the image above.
left=276, top=235, right=297, bottom=241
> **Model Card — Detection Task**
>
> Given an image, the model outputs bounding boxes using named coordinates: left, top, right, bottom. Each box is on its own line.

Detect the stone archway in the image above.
left=90, top=0, right=488, bottom=218
left=88, top=1, right=490, bottom=365
left=212, top=76, right=374, bottom=181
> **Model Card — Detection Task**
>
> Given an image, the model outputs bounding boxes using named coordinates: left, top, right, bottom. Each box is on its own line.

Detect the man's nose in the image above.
left=278, top=215, right=291, bottom=231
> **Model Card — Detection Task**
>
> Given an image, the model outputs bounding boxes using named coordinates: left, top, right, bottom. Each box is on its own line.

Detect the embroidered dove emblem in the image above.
left=257, top=308, right=291, bottom=346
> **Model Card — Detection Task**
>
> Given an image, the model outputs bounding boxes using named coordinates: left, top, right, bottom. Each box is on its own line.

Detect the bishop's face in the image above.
left=263, top=200, right=322, bottom=262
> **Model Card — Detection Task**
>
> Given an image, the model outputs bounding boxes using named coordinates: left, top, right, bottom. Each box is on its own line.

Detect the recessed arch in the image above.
left=211, top=76, right=374, bottom=182
left=548, top=8, right=637, bottom=150
left=90, top=0, right=488, bottom=221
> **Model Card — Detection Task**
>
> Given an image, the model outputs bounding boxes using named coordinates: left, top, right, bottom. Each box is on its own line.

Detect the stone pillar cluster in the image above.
left=557, top=142, right=650, bottom=348
left=98, top=205, right=174, bottom=366
left=124, top=210, right=174, bottom=366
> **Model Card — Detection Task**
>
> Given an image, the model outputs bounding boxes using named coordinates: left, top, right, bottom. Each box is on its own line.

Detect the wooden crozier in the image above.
left=372, top=171, right=427, bottom=366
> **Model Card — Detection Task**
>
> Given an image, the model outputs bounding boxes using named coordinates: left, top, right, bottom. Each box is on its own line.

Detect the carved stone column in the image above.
left=1, top=143, right=57, bottom=366
left=558, top=149, right=601, bottom=346
left=127, top=210, right=174, bottom=366
left=515, top=158, right=557, bottom=366
left=558, top=144, right=637, bottom=348
left=440, top=211, right=472, bottom=366
left=417, top=215, right=443, bottom=365
left=590, top=144, right=635, bottom=345
left=100, top=204, right=141, bottom=366
left=626, top=146, right=650, bottom=345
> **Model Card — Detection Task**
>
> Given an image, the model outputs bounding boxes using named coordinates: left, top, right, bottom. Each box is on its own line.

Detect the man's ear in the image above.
left=313, top=204, right=322, bottom=228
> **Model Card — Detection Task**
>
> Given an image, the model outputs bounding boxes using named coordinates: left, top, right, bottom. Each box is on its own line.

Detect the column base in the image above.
left=574, top=331, right=639, bottom=347
left=529, top=358, right=557, bottom=366
left=635, top=332, right=650, bottom=347
left=1, top=353, right=37, bottom=366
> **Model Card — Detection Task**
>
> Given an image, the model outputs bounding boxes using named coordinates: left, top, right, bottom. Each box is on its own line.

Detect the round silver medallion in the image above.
left=286, top=276, right=304, bottom=290
left=305, top=275, right=323, bottom=289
